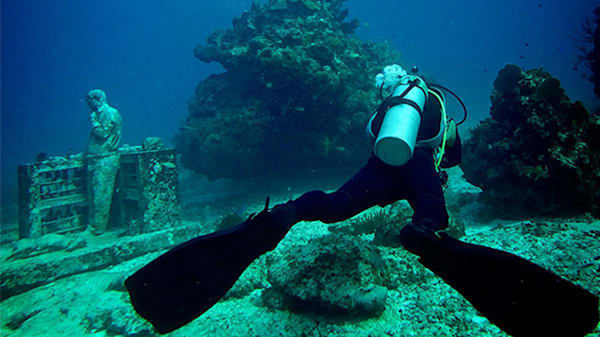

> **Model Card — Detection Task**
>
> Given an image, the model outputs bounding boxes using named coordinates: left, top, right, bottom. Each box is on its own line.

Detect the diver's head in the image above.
left=374, top=64, right=408, bottom=97
left=86, top=89, right=107, bottom=110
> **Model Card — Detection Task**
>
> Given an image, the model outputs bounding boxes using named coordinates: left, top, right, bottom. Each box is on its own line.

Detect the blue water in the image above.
left=1, top=0, right=598, bottom=192
left=1, top=2, right=599, bottom=336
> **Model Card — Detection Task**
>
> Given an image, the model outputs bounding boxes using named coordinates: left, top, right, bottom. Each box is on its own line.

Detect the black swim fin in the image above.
left=125, top=199, right=296, bottom=334
left=400, top=223, right=599, bottom=337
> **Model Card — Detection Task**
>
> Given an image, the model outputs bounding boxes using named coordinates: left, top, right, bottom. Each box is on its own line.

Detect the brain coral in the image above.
left=461, top=64, right=600, bottom=218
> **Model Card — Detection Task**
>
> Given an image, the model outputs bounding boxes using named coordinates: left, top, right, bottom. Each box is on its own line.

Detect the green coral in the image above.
left=535, top=77, right=564, bottom=105
left=269, top=0, right=321, bottom=11
left=178, top=0, right=401, bottom=190
left=462, top=64, right=600, bottom=218
left=493, top=63, right=523, bottom=94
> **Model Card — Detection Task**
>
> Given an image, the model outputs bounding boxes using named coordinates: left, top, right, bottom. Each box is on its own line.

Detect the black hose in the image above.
left=429, top=83, right=468, bottom=125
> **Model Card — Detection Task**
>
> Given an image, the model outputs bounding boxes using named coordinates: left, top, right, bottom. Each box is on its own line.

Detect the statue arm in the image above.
left=90, top=107, right=120, bottom=139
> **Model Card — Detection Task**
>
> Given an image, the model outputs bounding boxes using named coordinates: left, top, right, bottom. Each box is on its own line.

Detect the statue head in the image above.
left=86, top=89, right=107, bottom=110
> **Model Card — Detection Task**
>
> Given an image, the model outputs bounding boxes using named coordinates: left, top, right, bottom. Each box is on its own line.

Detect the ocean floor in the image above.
left=1, top=169, right=599, bottom=337
left=1, top=215, right=599, bottom=337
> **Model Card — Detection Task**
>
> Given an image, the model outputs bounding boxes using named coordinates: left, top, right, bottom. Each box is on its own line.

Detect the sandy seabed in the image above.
left=1, top=215, right=599, bottom=337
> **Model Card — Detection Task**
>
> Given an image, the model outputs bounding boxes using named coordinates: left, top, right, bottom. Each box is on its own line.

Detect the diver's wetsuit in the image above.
left=288, top=90, right=449, bottom=231
left=291, top=149, right=448, bottom=230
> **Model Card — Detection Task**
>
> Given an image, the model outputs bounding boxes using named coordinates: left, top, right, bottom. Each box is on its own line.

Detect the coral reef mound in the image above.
left=176, top=0, right=400, bottom=190
left=591, top=7, right=600, bottom=98
left=461, top=64, right=600, bottom=218
left=574, top=6, right=600, bottom=98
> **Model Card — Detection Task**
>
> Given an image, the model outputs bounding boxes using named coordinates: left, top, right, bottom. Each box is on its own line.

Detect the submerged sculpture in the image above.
left=18, top=90, right=180, bottom=238
left=84, top=89, right=122, bottom=234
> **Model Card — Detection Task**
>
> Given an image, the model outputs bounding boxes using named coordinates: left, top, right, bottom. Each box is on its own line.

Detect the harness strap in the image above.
left=370, top=80, right=424, bottom=136
left=428, top=89, right=448, bottom=171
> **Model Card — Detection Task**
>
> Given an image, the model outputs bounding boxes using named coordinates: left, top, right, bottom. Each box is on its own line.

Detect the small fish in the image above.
left=161, top=162, right=177, bottom=169
left=336, top=8, right=349, bottom=22
left=519, top=56, right=524, bottom=59
left=537, top=4, right=543, bottom=8
left=525, top=42, right=530, bottom=47
left=577, top=255, right=600, bottom=270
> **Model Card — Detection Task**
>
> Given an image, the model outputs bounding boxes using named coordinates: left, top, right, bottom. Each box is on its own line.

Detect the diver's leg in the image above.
left=289, top=190, right=353, bottom=223
left=402, top=148, right=449, bottom=230
left=290, top=156, right=398, bottom=223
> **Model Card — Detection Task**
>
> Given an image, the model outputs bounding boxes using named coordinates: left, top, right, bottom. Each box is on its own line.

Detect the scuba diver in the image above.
left=125, top=66, right=599, bottom=336
left=274, top=64, right=459, bottom=235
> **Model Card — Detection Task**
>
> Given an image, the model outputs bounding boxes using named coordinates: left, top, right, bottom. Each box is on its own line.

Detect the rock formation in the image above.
left=177, top=0, right=400, bottom=192
left=461, top=64, right=600, bottom=218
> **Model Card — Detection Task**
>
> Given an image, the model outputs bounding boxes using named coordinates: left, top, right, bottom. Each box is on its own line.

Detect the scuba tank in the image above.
left=367, top=69, right=428, bottom=166
left=368, top=64, right=468, bottom=168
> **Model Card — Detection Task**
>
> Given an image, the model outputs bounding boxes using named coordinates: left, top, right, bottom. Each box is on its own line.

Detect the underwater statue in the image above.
left=85, top=89, right=122, bottom=154
left=84, top=89, right=122, bottom=234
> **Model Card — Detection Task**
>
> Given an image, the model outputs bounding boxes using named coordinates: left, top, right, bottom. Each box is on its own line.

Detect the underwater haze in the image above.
left=1, top=0, right=598, bottom=192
